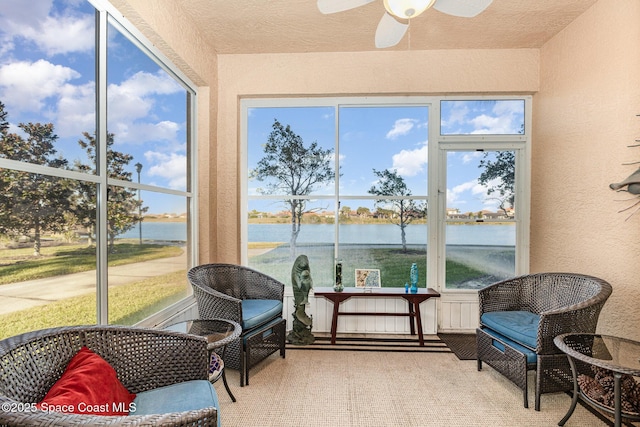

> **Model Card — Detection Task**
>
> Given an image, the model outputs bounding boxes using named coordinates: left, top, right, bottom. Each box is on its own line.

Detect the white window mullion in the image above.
left=95, top=7, right=109, bottom=325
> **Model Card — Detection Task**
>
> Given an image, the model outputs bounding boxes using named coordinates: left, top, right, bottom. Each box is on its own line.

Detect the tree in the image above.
left=356, top=206, right=371, bottom=217
left=0, top=102, right=75, bottom=255
left=74, top=132, right=147, bottom=253
left=368, top=168, right=425, bottom=253
left=251, top=119, right=335, bottom=258
left=478, top=151, right=515, bottom=216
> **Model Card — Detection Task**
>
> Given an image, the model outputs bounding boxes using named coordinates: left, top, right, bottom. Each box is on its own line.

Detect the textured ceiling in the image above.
left=174, top=0, right=598, bottom=54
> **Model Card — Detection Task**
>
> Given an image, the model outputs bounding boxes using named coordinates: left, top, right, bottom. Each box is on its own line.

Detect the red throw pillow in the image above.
left=37, top=346, right=136, bottom=416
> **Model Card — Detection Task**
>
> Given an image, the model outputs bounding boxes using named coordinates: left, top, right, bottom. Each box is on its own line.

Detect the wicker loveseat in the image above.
left=476, top=272, right=612, bottom=411
left=0, top=325, right=219, bottom=426
left=188, top=263, right=286, bottom=387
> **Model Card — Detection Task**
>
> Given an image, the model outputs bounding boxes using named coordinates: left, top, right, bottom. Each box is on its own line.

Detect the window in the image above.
left=444, top=150, right=517, bottom=289
left=242, top=97, right=530, bottom=292
left=0, top=0, right=197, bottom=339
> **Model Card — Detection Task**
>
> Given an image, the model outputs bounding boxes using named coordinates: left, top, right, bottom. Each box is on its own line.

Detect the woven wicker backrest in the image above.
left=0, top=328, right=86, bottom=402
left=188, top=263, right=285, bottom=301
left=0, top=326, right=217, bottom=426
left=189, top=264, right=248, bottom=299
left=0, top=326, right=208, bottom=402
left=520, top=273, right=612, bottom=314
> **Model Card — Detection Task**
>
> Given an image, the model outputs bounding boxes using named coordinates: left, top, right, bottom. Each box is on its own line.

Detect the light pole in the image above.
left=135, top=162, right=143, bottom=245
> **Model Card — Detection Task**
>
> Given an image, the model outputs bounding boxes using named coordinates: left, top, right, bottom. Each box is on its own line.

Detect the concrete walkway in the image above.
left=0, top=251, right=187, bottom=316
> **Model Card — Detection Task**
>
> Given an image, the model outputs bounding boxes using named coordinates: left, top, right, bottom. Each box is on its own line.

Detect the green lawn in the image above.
left=0, top=270, right=189, bottom=340
left=0, top=243, right=182, bottom=285
left=248, top=244, right=503, bottom=289
left=0, top=242, right=187, bottom=340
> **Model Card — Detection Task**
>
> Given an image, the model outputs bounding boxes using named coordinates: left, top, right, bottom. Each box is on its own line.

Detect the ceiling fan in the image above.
left=317, top=0, right=493, bottom=48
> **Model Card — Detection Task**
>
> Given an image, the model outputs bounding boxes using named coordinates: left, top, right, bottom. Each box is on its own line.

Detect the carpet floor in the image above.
left=217, top=339, right=618, bottom=427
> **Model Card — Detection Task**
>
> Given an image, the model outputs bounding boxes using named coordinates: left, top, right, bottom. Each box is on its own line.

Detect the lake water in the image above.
left=119, top=222, right=187, bottom=241
left=249, top=223, right=514, bottom=246
left=120, top=222, right=515, bottom=246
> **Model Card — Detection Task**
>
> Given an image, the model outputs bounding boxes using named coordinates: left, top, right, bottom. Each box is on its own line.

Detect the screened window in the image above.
left=0, top=0, right=197, bottom=339
left=243, top=97, right=529, bottom=292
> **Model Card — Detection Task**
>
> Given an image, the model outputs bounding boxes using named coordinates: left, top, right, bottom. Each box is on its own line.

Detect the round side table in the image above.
left=555, top=333, right=640, bottom=427
left=165, top=318, right=241, bottom=402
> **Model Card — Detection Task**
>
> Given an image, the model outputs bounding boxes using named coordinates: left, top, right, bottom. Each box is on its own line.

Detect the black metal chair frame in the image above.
left=188, top=263, right=286, bottom=387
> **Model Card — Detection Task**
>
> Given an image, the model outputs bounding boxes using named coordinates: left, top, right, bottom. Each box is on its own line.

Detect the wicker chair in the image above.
left=0, top=325, right=218, bottom=426
left=188, top=264, right=286, bottom=387
left=476, top=272, right=612, bottom=411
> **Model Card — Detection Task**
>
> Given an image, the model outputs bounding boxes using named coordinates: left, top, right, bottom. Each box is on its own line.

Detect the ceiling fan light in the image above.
left=383, top=0, right=436, bottom=19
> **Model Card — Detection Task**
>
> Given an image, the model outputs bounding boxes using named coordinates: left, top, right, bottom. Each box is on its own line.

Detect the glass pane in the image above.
left=108, top=190, right=189, bottom=325
left=445, top=150, right=516, bottom=289
left=0, top=0, right=96, bottom=171
left=338, top=198, right=427, bottom=288
left=247, top=106, right=336, bottom=197
left=247, top=198, right=335, bottom=286
left=440, top=100, right=525, bottom=135
left=107, top=23, right=188, bottom=190
left=339, top=106, right=428, bottom=196
left=0, top=175, right=97, bottom=339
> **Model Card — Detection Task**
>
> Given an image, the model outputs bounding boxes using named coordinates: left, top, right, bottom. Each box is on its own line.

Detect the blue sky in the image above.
left=0, top=0, right=188, bottom=214
left=247, top=100, right=524, bottom=214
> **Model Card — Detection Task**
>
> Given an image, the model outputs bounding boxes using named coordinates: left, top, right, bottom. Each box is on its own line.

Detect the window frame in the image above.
left=0, top=0, right=199, bottom=329
left=97, top=0, right=200, bottom=324
left=241, top=95, right=531, bottom=294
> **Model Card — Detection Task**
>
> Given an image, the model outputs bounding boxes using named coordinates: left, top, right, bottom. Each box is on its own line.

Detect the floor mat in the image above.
left=286, top=335, right=451, bottom=354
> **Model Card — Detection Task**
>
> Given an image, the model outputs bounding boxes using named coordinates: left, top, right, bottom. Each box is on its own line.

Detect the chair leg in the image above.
left=278, top=319, right=286, bottom=358
left=240, top=347, right=246, bottom=387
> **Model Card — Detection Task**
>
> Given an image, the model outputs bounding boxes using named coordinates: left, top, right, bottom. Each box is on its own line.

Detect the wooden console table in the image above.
left=314, top=287, right=440, bottom=346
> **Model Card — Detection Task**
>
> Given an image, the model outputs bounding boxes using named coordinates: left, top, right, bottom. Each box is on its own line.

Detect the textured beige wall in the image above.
left=216, top=49, right=539, bottom=263
left=109, top=0, right=218, bottom=262
left=534, top=0, right=640, bottom=338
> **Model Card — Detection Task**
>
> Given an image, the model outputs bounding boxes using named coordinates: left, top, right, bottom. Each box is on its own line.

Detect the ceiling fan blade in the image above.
left=317, top=0, right=376, bottom=14
left=375, top=12, right=408, bottom=48
left=433, top=0, right=493, bottom=18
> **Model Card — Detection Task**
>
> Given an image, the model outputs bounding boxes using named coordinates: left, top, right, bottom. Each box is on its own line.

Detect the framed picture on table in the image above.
left=355, top=269, right=381, bottom=288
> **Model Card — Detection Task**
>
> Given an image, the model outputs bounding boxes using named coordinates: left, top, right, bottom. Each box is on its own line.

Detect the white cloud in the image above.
left=107, top=71, right=183, bottom=144
left=447, top=178, right=503, bottom=211
left=470, top=114, right=515, bottom=134
left=440, top=102, right=469, bottom=129
left=25, top=14, right=94, bottom=56
left=116, top=70, right=183, bottom=97
left=112, top=121, right=181, bottom=147
left=145, top=151, right=187, bottom=190
left=386, top=118, right=418, bottom=139
left=0, top=1, right=94, bottom=56
left=391, top=142, right=428, bottom=176
left=0, top=59, right=80, bottom=112
left=442, top=100, right=524, bottom=134
left=461, top=152, right=483, bottom=164
left=55, top=81, right=95, bottom=137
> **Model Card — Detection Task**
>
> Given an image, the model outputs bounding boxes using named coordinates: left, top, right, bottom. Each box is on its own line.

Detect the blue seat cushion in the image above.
left=242, top=317, right=284, bottom=345
left=130, top=380, right=220, bottom=427
left=242, top=299, right=283, bottom=330
left=481, top=327, right=537, bottom=364
left=480, top=310, right=539, bottom=349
